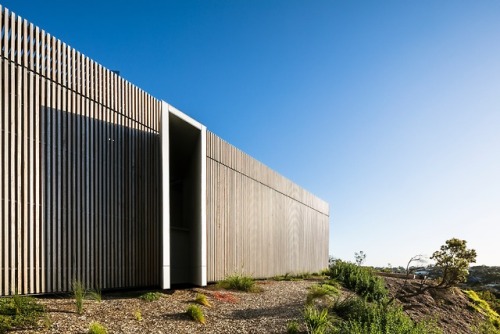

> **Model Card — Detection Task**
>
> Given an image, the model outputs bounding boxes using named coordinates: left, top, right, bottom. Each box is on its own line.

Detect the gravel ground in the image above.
left=15, top=280, right=315, bottom=334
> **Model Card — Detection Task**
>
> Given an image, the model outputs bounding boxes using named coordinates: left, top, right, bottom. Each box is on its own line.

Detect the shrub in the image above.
left=72, top=280, right=86, bottom=314
left=327, top=260, right=387, bottom=302
left=331, top=297, right=442, bottom=334
left=139, top=291, right=163, bottom=302
left=217, top=274, right=261, bottom=292
left=186, top=304, right=205, bottom=324
left=195, top=293, right=211, bottom=307
left=0, top=294, right=45, bottom=333
left=88, top=321, right=107, bottom=334
left=303, top=305, right=332, bottom=334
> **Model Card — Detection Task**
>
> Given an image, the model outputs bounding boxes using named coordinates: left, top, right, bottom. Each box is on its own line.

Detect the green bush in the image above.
left=327, top=260, right=387, bottom=302
left=217, top=274, right=261, bottom=292
left=88, top=321, right=107, bottom=334
left=0, top=295, right=45, bottom=333
left=139, top=291, right=163, bottom=302
left=331, top=297, right=442, bottom=334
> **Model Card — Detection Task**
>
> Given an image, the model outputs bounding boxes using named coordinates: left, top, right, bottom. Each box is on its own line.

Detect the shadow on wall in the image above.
left=41, top=106, right=162, bottom=292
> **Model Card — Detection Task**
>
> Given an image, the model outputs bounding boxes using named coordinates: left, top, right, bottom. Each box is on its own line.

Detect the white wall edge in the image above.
left=162, top=100, right=207, bottom=287
left=200, top=126, right=207, bottom=286
left=161, top=101, right=171, bottom=289
left=167, top=103, right=204, bottom=130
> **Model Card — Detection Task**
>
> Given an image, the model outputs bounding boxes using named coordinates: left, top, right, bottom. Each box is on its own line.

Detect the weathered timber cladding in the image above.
left=206, top=132, right=329, bottom=281
left=0, top=5, right=330, bottom=295
left=0, top=7, right=162, bottom=295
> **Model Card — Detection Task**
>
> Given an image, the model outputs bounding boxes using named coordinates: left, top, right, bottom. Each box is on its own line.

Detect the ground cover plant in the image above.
left=464, top=290, right=500, bottom=331
left=0, top=294, right=45, bottom=333
left=475, top=290, right=500, bottom=314
left=213, top=291, right=239, bottom=303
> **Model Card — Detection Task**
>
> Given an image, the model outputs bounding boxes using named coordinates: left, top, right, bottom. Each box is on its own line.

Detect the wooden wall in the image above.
left=206, top=132, right=329, bottom=281
left=0, top=5, right=330, bottom=295
left=0, top=6, right=162, bottom=295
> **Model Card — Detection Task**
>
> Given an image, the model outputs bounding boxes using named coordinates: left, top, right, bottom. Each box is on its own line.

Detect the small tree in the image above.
left=431, top=238, right=477, bottom=288
left=354, top=251, right=366, bottom=266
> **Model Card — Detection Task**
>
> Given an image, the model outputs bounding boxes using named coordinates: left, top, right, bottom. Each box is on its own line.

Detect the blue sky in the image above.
left=4, top=1, right=499, bottom=267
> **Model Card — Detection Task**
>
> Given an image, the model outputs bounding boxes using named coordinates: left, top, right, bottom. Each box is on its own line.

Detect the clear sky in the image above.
left=4, top=1, right=499, bottom=267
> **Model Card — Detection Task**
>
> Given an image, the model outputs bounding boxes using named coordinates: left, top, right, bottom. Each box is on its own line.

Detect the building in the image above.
left=0, top=5, right=329, bottom=296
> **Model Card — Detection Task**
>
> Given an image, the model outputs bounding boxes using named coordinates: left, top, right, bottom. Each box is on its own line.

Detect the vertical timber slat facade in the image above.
left=0, top=6, right=329, bottom=296
left=206, top=133, right=329, bottom=281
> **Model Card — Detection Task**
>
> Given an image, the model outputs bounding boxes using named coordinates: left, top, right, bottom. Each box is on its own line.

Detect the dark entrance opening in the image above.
left=168, top=113, right=202, bottom=285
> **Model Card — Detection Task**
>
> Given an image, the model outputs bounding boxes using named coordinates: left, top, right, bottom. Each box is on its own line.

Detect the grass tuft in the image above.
left=72, top=280, right=86, bottom=314
left=287, top=320, right=300, bottom=334
left=134, top=310, right=142, bottom=321
left=186, top=304, right=206, bottom=324
left=306, top=283, right=339, bottom=304
left=217, top=274, right=261, bottom=292
left=303, top=305, right=332, bottom=334
left=195, top=293, right=211, bottom=307
left=88, top=288, right=102, bottom=303
left=139, top=291, right=163, bottom=302
left=88, top=321, right=107, bottom=334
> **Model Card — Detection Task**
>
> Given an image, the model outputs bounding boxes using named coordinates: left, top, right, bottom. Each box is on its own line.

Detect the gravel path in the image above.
left=16, top=280, right=315, bottom=333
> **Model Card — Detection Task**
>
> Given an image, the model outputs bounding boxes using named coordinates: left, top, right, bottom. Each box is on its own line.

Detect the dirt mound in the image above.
left=383, top=276, right=485, bottom=333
